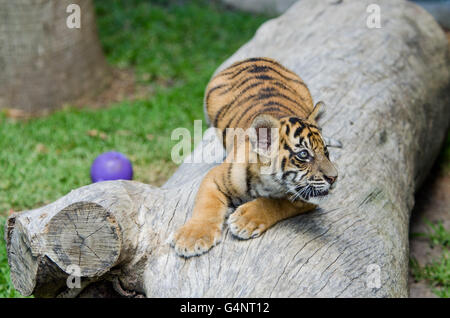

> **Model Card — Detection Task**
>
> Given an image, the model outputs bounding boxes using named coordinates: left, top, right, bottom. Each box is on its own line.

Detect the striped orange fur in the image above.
left=171, top=57, right=338, bottom=258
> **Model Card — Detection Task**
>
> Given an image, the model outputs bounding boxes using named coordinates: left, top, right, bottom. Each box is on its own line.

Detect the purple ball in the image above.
left=90, top=151, right=133, bottom=183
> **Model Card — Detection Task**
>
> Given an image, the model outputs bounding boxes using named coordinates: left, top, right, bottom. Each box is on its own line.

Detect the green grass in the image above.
left=410, top=220, right=450, bottom=298
left=412, top=219, right=450, bottom=248
left=0, top=0, right=268, bottom=297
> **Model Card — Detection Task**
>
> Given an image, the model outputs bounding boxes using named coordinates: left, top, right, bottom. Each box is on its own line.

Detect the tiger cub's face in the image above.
left=254, top=116, right=338, bottom=204
left=273, top=117, right=338, bottom=204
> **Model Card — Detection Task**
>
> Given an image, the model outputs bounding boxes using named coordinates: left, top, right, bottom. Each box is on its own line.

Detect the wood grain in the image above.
left=5, top=0, right=450, bottom=297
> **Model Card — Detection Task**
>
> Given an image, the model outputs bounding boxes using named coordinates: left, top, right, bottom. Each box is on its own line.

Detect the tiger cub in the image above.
left=171, top=57, right=338, bottom=258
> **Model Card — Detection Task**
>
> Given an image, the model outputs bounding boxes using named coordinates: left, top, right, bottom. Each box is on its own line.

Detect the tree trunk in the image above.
left=0, top=0, right=110, bottom=114
left=5, top=0, right=450, bottom=297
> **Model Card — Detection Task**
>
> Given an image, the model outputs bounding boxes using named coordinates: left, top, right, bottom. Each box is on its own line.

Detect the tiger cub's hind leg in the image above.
left=228, top=198, right=316, bottom=239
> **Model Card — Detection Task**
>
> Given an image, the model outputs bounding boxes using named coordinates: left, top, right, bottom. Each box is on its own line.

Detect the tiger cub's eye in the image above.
left=297, top=150, right=309, bottom=160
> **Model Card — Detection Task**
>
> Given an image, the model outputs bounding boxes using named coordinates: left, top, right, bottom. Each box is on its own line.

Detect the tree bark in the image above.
left=5, top=0, right=450, bottom=297
left=0, top=0, right=110, bottom=114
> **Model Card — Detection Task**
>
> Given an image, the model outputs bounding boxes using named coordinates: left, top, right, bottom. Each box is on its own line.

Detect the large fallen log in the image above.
left=5, top=0, right=450, bottom=297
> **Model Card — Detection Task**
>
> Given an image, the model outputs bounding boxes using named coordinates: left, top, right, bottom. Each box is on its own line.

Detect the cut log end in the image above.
left=6, top=202, right=122, bottom=296
left=44, top=202, right=122, bottom=277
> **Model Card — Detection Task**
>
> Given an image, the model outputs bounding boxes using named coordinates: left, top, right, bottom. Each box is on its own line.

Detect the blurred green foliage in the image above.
left=410, top=220, right=450, bottom=298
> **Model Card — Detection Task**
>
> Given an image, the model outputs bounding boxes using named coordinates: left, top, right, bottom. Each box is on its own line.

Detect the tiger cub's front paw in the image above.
left=228, top=203, right=268, bottom=240
left=171, top=220, right=222, bottom=258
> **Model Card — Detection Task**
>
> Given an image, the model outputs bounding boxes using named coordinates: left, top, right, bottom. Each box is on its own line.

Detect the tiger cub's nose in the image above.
left=324, top=175, right=337, bottom=185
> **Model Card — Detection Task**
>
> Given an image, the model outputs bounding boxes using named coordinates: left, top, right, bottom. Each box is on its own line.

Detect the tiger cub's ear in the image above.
left=307, top=101, right=325, bottom=122
left=250, top=114, right=280, bottom=158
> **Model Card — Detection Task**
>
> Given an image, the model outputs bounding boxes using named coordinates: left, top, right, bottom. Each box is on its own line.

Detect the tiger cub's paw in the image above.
left=171, top=220, right=222, bottom=258
left=228, top=203, right=268, bottom=240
